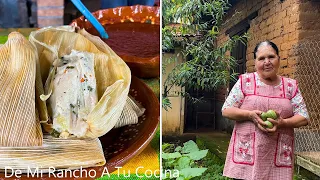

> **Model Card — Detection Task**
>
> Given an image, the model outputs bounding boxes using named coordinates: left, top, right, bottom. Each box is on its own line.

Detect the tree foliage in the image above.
left=162, top=0, right=248, bottom=110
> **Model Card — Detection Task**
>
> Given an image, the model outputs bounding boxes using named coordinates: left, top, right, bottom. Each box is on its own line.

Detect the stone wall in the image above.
left=218, top=0, right=320, bottom=76
left=216, top=0, right=320, bottom=100
left=214, top=0, right=320, bottom=134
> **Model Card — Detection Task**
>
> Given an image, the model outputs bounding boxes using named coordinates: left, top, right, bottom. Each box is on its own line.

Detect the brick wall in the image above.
left=216, top=0, right=320, bottom=101
left=37, top=0, right=64, bottom=27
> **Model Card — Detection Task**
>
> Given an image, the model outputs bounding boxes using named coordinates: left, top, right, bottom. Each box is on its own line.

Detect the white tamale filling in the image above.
left=49, top=50, right=97, bottom=137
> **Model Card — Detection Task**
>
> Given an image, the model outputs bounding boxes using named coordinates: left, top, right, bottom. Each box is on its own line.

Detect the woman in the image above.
left=222, top=41, right=309, bottom=180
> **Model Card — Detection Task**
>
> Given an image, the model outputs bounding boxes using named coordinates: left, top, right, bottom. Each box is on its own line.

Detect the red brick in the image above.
left=283, top=18, right=290, bottom=27
left=281, top=0, right=291, bottom=10
left=247, top=46, right=254, bottom=56
left=283, top=67, right=296, bottom=74
left=263, top=10, right=270, bottom=20
left=279, top=50, right=289, bottom=59
left=288, top=31, right=299, bottom=41
left=271, top=14, right=276, bottom=23
left=288, top=74, right=295, bottom=79
left=280, top=59, right=288, bottom=67
left=278, top=10, right=287, bottom=19
left=247, top=66, right=255, bottom=73
left=290, top=4, right=299, bottom=13
left=256, top=16, right=263, bottom=23
left=247, top=60, right=255, bottom=66
left=289, top=13, right=299, bottom=24
left=37, top=0, right=64, bottom=7
left=278, top=68, right=284, bottom=74
left=37, top=18, right=63, bottom=27
left=289, top=22, right=298, bottom=33
left=283, top=23, right=296, bottom=34
left=273, top=29, right=282, bottom=38
left=283, top=34, right=289, bottom=41
left=259, top=21, right=267, bottom=29
left=261, top=35, right=267, bottom=41
left=274, top=20, right=283, bottom=30
left=272, top=36, right=283, bottom=46
left=262, top=27, right=269, bottom=35
left=276, top=4, right=282, bottom=13
left=266, top=17, right=273, bottom=25
left=269, top=5, right=276, bottom=15
left=280, top=42, right=291, bottom=51
left=38, top=8, right=63, bottom=17
left=267, top=32, right=274, bottom=40
left=248, top=53, right=255, bottom=61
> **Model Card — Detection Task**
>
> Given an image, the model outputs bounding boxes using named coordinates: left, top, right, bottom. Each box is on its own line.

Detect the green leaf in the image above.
left=176, top=177, right=184, bottom=180
left=176, top=156, right=191, bottom=170
left=186, top=149, right=208, bottom=160
left=164, top=159, right=176, bottom=168
left=161, top=172, right=171, bottom=179
left=181, top=140, right=199, bottom=154
left=162, top=152, right=182, bottom=160
left=162, top=143, right=173, bottom=152
left=180, top=168, right=207, bottom=179
left=175, top=146, right=182, bottom=152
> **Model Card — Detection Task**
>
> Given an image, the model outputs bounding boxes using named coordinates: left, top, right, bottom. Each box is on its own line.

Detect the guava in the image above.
left=260, top=110, right=277, bottom=121
left=261, top=112, right=268, bottom=121
left=264, top=120, right=274, bottom=129
left=266, top=110, right=277, bottom=120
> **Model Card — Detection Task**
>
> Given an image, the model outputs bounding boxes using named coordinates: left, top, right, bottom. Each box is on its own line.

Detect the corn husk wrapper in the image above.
left=114, top=96, right=145, bottom=128
left=29, top=26, right=131, bottom=138
left=0, top=135, right=105, bottom=172
left=0, top=32, right=43, bottom=147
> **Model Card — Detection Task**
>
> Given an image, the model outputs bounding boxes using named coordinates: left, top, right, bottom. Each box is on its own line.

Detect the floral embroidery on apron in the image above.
left=232, top=131, right=255, bottom=165
left=274, top=133, right=294, bottom=167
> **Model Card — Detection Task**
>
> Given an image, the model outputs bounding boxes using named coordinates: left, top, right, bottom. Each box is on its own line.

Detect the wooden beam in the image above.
left=296, top=155, right=320, bottom=177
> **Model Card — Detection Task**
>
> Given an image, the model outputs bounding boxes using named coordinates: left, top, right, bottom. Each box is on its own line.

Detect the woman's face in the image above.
left=254, top=44, right=280, bottom=79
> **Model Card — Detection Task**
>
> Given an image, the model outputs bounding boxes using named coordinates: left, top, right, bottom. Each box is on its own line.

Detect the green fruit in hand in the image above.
left=260, top=110, right=277, bottom=121
left=264, top=120, right=274, bottom=129
left=266, top=110, right=277, bottom=120
left=261, top=112, right=268, bottom=121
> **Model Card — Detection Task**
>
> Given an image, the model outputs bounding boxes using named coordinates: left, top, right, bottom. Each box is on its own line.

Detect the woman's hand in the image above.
left=249, top=110, right=268, bottom=132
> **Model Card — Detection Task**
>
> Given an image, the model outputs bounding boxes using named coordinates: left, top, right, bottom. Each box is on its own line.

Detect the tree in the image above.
left=162, top=0, right=247, bottom=111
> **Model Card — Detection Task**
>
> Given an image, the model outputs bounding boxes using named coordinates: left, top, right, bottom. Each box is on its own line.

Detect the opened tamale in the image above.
left=0, top=32, right=43, bottom=146
left=29, top=26, right=131, bottom=138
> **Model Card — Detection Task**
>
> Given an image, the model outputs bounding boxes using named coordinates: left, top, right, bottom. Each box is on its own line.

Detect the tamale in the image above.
left=46, top=50, right=99, bottom=138
left=0, top=32, right=42, bottom=146
left=29, top=26, right=132, bottom=138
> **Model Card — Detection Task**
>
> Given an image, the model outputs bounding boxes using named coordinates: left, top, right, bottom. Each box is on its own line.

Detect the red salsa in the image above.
left=99, top=23, right=160, bottom=58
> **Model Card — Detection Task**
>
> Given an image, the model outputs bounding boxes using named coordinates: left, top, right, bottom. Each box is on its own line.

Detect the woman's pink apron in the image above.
left=223, top=72, right=298, bottom=180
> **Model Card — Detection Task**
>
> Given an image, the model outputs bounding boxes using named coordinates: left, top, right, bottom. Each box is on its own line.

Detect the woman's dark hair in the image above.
left=253, top=40, right=279, bottom=59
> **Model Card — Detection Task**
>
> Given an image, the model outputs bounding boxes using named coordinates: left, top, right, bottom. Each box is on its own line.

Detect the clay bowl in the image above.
left=0, top=76, right=160, bottom=180
left=71, top=5, right=160, bottom=78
